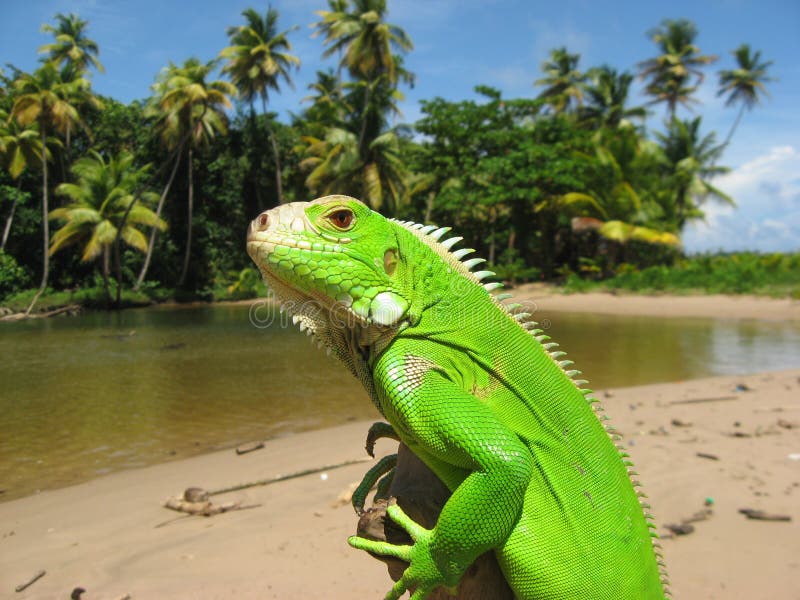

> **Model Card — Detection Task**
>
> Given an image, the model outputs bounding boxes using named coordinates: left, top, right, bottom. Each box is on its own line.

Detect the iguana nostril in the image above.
left=256, top=213, right=269, bottom=230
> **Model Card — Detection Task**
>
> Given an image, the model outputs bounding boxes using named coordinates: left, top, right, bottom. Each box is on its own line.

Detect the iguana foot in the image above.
left=352, top=454, right=397, bottom=514
left=366, top=421, right=400, bottom=457
left=349, top=503, right=457, bottom=600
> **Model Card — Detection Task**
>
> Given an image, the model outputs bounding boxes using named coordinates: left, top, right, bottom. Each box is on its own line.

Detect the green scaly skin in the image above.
left=246, top=195, right=667, bottom=599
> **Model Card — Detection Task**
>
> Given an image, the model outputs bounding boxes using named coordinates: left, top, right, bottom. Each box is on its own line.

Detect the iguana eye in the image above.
left=327, top=209, right=354, bottom=230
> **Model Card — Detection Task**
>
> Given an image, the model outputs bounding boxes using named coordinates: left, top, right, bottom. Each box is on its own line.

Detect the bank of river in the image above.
left=2, top=301, right=799, bottom=502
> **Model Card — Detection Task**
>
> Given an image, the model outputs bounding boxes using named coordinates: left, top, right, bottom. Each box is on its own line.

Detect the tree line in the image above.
left=0, top=1, right=774, bottom=311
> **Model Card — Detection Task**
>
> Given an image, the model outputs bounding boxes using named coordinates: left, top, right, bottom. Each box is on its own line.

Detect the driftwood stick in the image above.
left=15, top=569, right=46, bottom=592
left=670, top=395, right=737, bottom=405
left=208, top=457, right=371, bottom=496
left=1, top=304, right=81, bottom=322
left=356, top=443, right=514, bottom=599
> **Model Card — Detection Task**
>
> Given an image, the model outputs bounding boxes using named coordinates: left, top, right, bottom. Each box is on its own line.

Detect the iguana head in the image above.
left=246, top=195, right=411, bottom=340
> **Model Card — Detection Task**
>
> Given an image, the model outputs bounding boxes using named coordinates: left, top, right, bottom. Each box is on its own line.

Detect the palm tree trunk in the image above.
left=114, top=234, right=122, bottom=309
left=358, top=84, right=372, bottom=159
left=134, top=144, right=183, bottom=290
left=178, top=145, right=194, bottom=287
left=25, top=128, right=50, bottom=316
left=102, top=244, right=111, bottom=308
left=488, top=209, right=496, bottom=265
left=424, top=192, right=434, bottom=224
left=261, top=95, right=283, bottom=205
left=723, top=103, right=746, bottom=149
left=1, top=180, right=21, bottom=251
left=249, top=100, right=264, bottom=213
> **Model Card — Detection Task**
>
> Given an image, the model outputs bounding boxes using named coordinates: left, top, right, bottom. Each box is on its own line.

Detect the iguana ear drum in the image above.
left=383, top=249, right=398, bottom=276
left=369, top=291, right=407, bottom=326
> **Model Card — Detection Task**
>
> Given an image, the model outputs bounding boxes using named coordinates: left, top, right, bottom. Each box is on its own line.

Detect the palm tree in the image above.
left=563, top=129, right=680, bottom=252
left=220, top=7, right=300, bottom=205
left=39, top=12, right=104, bottom=74
left=312, top=0, right=413, bottom=150
left=311, top=0, right=350, bottom=89
left=10, top=62, right=83, bottom=314
left=0, top=108, right=45, bottom=250
left=50, top=151, right=164, bottom=305
left=717, top=44, right=774, bottom=147
left=638, top=19, right=717, bottom=119
left=302, top=69, right=351, bottom=131
left=313, top=0, right=412, bottom=83
left=144, top=58, right=236, bottom=287
left=54, top=62, right=103, bottom=174
left=301, top=126, right=405, bottom=213
left=655, top=116, right=732, bottom=229
left=580, top=66, right=647, bottom=128
left=534, top=47, right=586, bottom=114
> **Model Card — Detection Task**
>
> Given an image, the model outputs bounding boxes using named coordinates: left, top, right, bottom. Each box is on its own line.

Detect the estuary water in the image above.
left=1, top=302, right=799, bottom=501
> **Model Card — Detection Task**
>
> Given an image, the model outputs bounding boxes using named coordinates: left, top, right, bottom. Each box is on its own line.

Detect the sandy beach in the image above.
left=2, top=292, right=799, bottom=599
left=513, top=283, right=800, bottom=322
left=2, top=368, right=798, bottom=599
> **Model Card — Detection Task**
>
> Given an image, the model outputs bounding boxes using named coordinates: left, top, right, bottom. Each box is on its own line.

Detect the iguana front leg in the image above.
left=349, top=353, right=533, bottom=599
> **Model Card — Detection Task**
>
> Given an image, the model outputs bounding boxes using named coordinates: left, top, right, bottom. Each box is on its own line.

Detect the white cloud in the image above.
left=683, top=145, right=800, bottom=253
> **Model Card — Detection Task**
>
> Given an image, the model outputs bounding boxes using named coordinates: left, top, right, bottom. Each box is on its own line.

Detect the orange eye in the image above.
left=328, top=209, right=354, bottom=229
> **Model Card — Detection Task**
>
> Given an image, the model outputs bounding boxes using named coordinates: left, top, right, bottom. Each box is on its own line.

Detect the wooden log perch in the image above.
left=356, top=443, right=514, bottom=599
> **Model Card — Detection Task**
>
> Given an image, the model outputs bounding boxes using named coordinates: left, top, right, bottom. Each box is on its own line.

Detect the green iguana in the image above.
left=246, top=195, right=667, bottom=599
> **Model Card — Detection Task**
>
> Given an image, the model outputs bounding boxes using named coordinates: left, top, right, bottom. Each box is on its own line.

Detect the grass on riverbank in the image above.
left=561, top=252, right=800, bottom=298
left=1, top=286, right=162, bottom=313
left=1, top=273, right=270, bottom=315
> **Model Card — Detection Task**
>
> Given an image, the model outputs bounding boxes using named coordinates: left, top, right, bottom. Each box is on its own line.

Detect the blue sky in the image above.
left=2, top=0, right=799, bottom=252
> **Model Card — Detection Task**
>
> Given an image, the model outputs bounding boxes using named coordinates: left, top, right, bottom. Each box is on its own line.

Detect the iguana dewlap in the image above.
left=246, top=195, right=667, bottom=599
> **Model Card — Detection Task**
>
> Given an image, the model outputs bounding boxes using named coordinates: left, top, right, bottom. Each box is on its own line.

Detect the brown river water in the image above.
left=1, top=302, right=799, bottom=502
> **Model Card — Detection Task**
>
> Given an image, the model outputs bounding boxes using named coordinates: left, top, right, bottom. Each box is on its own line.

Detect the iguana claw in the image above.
left=365, top=421, right=400, bottom=457
left=349, top=503, right=453, bottom=600
left=351, top=454, right=397, bottom=514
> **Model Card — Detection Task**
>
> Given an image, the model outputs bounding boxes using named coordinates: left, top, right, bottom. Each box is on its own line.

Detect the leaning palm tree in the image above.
left=534, top=47, right=586, bottom=114
left=717, top=44, right=774, bottom=147
left=638, top=19, right=717, bottom=118
left=10, top=62, right=84, bottom=314
left=50, top=151, right=164, bottom=305
left=0, top=109, right=45, bottom=250
left=39, top=12, right=104, bottom=74
left=220, top=7, right=300, bottom=205
left=654, top=116, right=733, bottom=229
left=145, top=58, right=236, bottom=287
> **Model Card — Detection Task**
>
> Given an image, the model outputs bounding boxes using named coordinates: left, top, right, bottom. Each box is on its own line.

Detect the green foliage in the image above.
left=222, top=267, right=268, bottom=300
left=0, top=250, right=31, bottom=299
left=562, top=253, right=800, bottom=297
left=2, top=284, right=155, bottom=312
